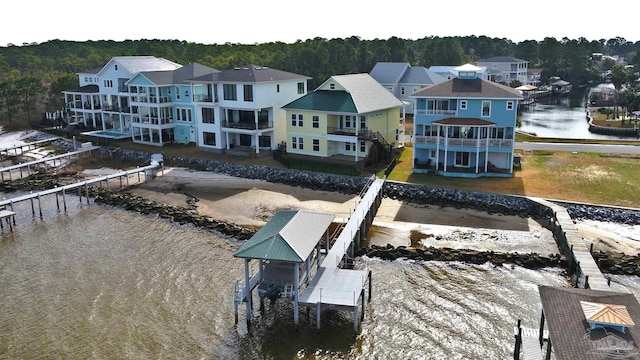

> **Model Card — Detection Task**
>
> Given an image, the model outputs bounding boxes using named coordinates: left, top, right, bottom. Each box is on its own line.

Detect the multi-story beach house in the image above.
left=428, top=65, right=489, bottom=81
left=64, top=56, right=184, bottom=143
left=63, top=57, right=310, bottom=152
left=411, top=64, right=523, bottom=178
left=369, top=62, right=446, bottom=115
left=281, top=73, right=405, bottom=164
left=476, top=56, right=530, bottom=85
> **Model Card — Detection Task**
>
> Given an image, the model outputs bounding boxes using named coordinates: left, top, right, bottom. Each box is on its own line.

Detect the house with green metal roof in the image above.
left=281, top=73, right=405, bottom=165
left=232, top=210, right=335, bottom=325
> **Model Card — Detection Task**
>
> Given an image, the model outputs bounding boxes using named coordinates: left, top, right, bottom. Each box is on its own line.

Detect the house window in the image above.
left=482, top=101, right=491, bottom=117
left=277, top=84, right=280, bottom=93
left=330, top=83, right=335, bottom=90
left=291, top=137, right=297, bottom=149
left=298, top=137, right=304, bottom=150
left=506, top=101, right=514, bottom=110
left=346, top=143, right=351, bottom=151
left=360, top=116, right=366, bottom=130
left=176, top=108, right=192, bottom=122
left=460, top=100, right=467, bottom=110
left=115, top=65, right=118, bottom=71
left=223, top=84, right=237, bottom=101
left=360, top=141, right=366, bottom=153
left=202, top=108, right=215, bottom=124
left=455, top=152, right=470, bottom=167
left=312, top=115, right=319, bottom=128
left=175, top=86, right=180, bottom=100
left=401, top=87, right=405, bottom=95
left=345, top=116, right=352, bottom=128
left=313, top=139, right=320, bottom=151
left=243, top=85, right=253, bottom=102
left=297, top=82, right=305, bottom=94
left=203, top=132, right=216, bottom=146
left=291, top=114, right=297, bottom=127
left=297, top=114, right=303, bottom=127
left=103, top=80, right=113, bottom=88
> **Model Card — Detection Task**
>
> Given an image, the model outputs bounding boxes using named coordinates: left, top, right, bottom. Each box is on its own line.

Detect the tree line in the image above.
left=0, top=35, right=638, bottom=126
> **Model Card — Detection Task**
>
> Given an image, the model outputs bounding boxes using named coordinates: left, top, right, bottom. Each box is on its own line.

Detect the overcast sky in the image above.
left=3, top=1, right=637, bottom=46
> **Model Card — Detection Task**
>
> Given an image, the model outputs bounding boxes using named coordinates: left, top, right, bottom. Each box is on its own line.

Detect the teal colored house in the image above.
left=411, top=64, right=523, bottom=178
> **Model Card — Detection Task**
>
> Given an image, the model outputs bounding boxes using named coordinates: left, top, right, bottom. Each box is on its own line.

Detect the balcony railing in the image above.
left=193, top=94, right=215, bottom=102
left=132, top=115, right=174, bottom=125
left=131, top=95, right=172, bottom=104
left=67, top=101, right=101, bottom=110
left=414, top=136, right=513, bottom=148
left=415, top=109, right=457, bottom=116
left=327, top=127, right=374, bottom=139
left=222, top=120, right=272, bottom=130
left=103, top=106, right=130, bottom=113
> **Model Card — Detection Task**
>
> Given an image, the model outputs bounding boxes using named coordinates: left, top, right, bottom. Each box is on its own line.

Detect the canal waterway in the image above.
left=518, top=84, right=630, bottom=140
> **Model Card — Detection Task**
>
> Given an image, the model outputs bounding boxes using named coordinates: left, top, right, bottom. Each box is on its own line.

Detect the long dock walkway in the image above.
left=0, top=164, right=161, bottom=222
left=0, top=137, right=60, bottom=158
left=0, top=145, right=99, bottom=181
left=298, top=176, right=385, bottom=330
left=529, top=197, right=609, bottom=290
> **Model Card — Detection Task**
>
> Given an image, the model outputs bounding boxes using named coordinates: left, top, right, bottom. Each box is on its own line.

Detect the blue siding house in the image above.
left=411, top=64, right=523, bottom=178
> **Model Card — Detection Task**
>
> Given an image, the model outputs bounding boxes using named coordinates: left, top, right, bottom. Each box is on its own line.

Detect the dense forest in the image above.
left=0, top=35, right=639, bottom=126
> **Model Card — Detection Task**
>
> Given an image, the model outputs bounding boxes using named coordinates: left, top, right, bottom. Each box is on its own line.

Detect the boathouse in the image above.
left=233, top=210, right=336, bottom=325
left=515, top=286, right=640, bottom=360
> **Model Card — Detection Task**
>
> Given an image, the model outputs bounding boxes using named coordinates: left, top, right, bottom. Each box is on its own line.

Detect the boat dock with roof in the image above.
left=233, top=175, right=385, bottom=330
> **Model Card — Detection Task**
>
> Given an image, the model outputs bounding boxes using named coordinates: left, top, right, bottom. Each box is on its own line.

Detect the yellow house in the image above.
left=281, top=73, right=405, bottom=164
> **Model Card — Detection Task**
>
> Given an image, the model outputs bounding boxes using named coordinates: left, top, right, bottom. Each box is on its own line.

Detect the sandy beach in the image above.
left=107, top=166, right=640, bottom=256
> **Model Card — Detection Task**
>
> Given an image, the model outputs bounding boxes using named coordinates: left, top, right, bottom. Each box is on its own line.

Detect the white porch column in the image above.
left=254, top=110, right=260, bottom=154
left=475, top=126, right=480, bottom=173
left=485, top=129, right=490, bottom=172
left=435, top=125, right=440, bottom=171
left=443, top=125, right=448, bottom=172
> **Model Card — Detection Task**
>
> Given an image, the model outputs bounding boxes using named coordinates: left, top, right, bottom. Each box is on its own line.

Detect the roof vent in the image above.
left=581, top=301, right=635, bottom=333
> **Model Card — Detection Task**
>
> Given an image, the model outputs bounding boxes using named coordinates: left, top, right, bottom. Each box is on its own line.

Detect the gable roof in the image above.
left=134, top=62, right=219, bottom=86
left=282, top=90, right=357, bottom=113
left=369, top=62, right=410, bottom=84
left=539, top=286, right=640, bottom=360
left=477, top=56, right=527, bottom=63
left=233, top=210, right=335, bottom=262
left=101, top=56, right=182, bottom=77
left=400, top=67, right=447, bottom=85
left=319, top=73, right=405, bottom=113
left=411, top=77, right=523, bottom=99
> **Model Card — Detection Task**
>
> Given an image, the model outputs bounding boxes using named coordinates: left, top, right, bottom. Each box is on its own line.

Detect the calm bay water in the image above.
left=0, top=197, right=574, bottom=359
left=518, top=84, right=627, bottom=140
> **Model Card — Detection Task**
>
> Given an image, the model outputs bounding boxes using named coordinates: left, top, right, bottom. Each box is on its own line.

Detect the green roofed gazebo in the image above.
left=232, top=210, right=335, bottom=325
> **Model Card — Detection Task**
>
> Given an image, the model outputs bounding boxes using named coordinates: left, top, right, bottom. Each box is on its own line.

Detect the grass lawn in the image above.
left=384, top=145, right=640, bottom=208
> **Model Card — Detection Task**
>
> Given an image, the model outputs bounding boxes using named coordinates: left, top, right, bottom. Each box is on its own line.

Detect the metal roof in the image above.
left=411, top=77, right=523, bottom=99
left=109, top=56, right=182, bottom=74
left=399, top=66, right=447, bottom=86
left=477, top=56, right=527, bottom=63
left=539, top=286, right=640, bottom=360
left=64, top=84, right=99, bottom=94
left=233, top=210, right=335, bottom=262
left=316, top=73, right=405, bottom=113
left=281, top=90, right=357, bottom=113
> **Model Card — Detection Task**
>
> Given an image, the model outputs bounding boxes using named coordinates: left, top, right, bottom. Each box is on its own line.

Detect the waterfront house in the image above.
left=62, top=58, right=310, bottom=152
left=411, top=64, right=523, bottom=177
left=186, top=65, right=311, bottom=154
left=369, top=62, right=446, bottom=114
left=476, top=56, right=530, bottom=85
left=428, top=65, right=489, bottom=81
left=126, top=62, right=219, bottom=145
left=281, top=73, right=405, bottom=165
left=64, top=56, right=182, bottom=139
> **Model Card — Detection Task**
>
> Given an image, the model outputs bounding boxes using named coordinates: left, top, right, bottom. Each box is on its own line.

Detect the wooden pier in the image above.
left=0, top=137, right=60, bottom=159
left=233, top=175, right=385, bottom=331
left=0, top=160, right=162, bottom=224
left=0, top=144, right=99, bottom=181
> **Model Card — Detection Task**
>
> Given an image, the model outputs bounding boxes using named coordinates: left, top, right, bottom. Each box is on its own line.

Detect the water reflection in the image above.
left=518, top=85, right=627, bottom=140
